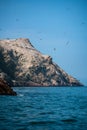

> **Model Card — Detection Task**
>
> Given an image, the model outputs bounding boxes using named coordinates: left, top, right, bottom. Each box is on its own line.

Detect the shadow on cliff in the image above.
left=0, top=48, right=19, bottom=83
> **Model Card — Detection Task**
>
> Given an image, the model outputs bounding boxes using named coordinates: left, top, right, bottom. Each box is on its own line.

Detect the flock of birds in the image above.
left=0, top=18, right=86, bottom=52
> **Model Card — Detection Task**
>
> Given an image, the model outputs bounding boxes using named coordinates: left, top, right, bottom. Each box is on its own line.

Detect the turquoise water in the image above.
left=0, top=87, right=87, bottom=130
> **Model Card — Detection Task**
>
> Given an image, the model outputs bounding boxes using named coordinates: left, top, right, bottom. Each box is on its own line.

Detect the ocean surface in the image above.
left=0, top=87, right=87, bottom=130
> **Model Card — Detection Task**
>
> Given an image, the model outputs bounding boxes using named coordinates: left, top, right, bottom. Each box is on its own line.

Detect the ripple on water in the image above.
left=61, top=118, right=77, bottom=123
left=39, top=111, right=55, bottom=115
left=29, top=120, right=57, bottom=125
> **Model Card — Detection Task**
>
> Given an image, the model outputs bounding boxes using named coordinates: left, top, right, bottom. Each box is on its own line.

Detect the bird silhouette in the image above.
left=66, top=41, right=70, bottom=45
left=54, top=48, right=56, bottom=51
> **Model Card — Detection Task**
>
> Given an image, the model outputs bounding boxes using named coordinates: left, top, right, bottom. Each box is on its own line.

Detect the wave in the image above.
left=29, top=120, right=56, bottom=125
left=18, top=94, right=24, bottom=97
left=61, top=118, right=77, bottom=123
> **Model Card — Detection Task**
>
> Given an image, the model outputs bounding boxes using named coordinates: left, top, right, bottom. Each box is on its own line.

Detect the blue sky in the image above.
left=0, top=0, right=87, bottom=85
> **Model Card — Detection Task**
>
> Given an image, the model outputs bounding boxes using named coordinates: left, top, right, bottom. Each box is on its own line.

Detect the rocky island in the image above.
left=0, top=78, right=16, bottom=95
left=0, top=38, right=83, bottom=87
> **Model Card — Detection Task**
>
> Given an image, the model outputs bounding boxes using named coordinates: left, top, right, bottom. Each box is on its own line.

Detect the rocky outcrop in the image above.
left=0, top=38, right=83, bottom=86
left=0, top=78, right=17, bottom=95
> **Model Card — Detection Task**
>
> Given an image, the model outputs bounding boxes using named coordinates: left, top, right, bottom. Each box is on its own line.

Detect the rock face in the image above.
left=0, top=38, right=83, bottom=86
left=0, top=78, right=17, bottom=95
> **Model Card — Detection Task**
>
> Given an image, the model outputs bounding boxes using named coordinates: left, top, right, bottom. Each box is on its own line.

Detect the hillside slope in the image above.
left=0, top=38, right=83, bottom=86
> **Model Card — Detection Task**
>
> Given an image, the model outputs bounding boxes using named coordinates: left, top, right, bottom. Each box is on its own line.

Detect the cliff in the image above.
left=0, top=78, right=17, bottom=95
left=0, top=38, right=83, bottom=86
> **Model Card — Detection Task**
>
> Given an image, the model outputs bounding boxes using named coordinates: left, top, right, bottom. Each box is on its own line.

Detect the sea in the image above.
left=0, top=87, right=87, bottom=130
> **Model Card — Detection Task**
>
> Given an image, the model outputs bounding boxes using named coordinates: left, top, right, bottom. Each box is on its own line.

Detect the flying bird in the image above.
left=54, top=48, right=56, bottom=51
left=66, top=41, right=70, bottom=45
left=81, top=22, right=85, bottom=25
left=16, top=18, right=19, bottom=22
left=0, top=28, right=2, bottom=31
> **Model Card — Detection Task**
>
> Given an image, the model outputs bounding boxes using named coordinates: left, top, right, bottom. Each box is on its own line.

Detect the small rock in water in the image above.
left=0, top=78, right=17, bottom=95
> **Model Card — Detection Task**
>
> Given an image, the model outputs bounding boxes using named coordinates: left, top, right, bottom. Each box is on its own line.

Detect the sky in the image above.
left=0, top=0, right=87, bottom=85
